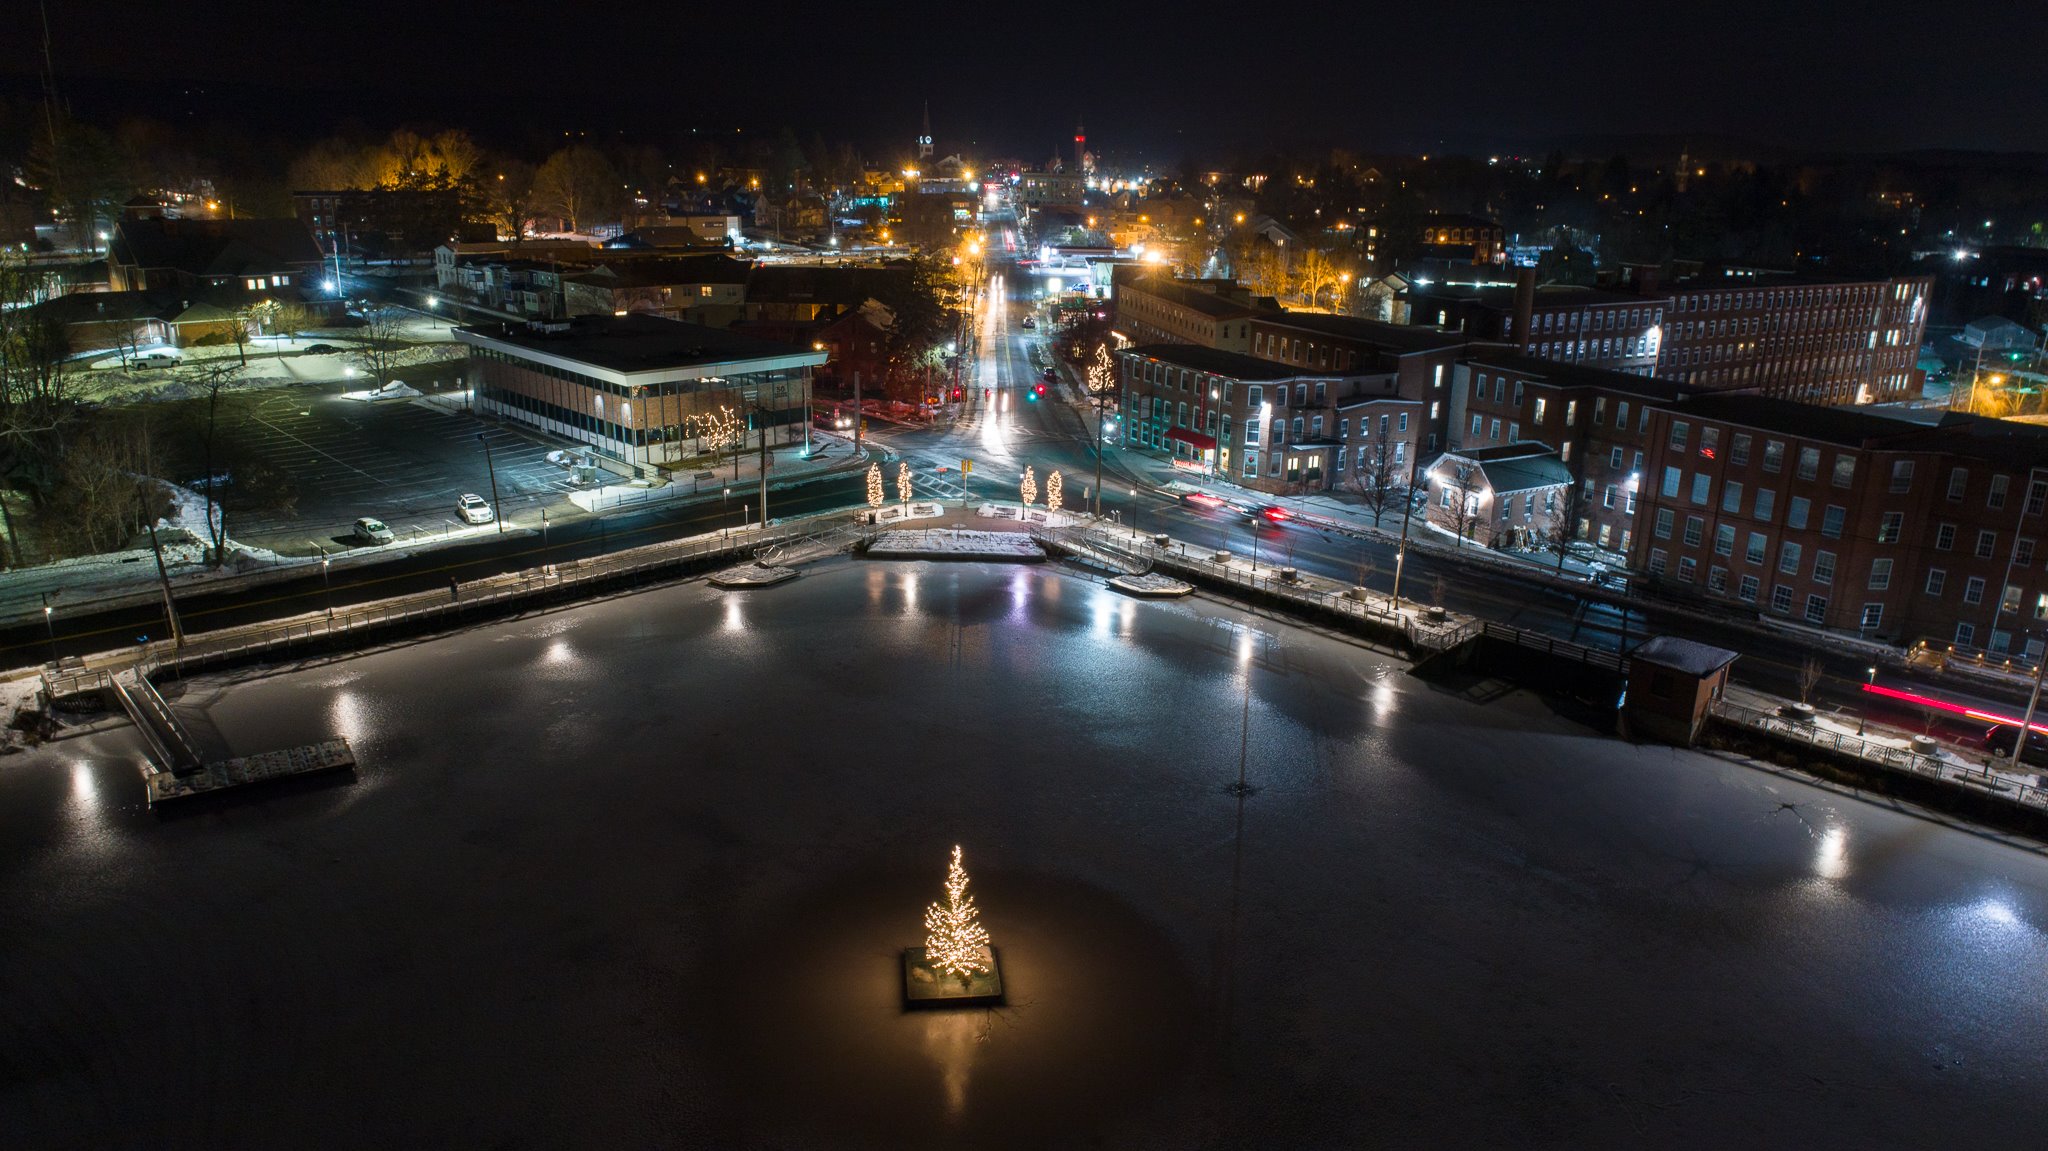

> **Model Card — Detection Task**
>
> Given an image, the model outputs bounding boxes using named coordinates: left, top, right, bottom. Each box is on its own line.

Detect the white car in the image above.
left=352, top=517, right=394, bottom=545
left=456, top=494, right=495, bottom=525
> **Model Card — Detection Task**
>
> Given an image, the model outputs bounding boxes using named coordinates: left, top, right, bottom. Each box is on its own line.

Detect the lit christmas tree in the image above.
left=866, top=462, right=884, bottom=509
left=896, top=460, right=913, bottom=504
left=1020, top=465, right=1037, bottom=507
left=1046, top=470, right=1064, bottom=513
left=923, top=845, right=992, bottom=978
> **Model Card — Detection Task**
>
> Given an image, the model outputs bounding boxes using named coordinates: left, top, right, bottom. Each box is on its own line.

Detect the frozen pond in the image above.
left=4, top=560, right=2048, bottom=1148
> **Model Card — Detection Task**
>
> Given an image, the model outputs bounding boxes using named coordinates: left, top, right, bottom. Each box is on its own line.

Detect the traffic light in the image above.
left=1026, top=389, right=1038, bottom=402
left=1034, top=383, right=1047, bottom=396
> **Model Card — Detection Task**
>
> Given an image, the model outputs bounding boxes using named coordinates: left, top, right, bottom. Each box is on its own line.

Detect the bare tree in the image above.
left=1540, top=484, right=1587, bottom=574
left=195, top=364, right=238, bottom=566
left=1438, top=458, right=1483, bottom=548
left=488, top=159, right=538, bottom=242
left=271, top=302, right=313, bottom=343
left=1797, top=655, right=1824, bottom=706
left=1293, top=248, right=1343, bottom=308
left=1346, top=422, right=1402, bottom=528
left=534, top=145, right=620, bottom=234
left=351, top=307, right=411, bottom=388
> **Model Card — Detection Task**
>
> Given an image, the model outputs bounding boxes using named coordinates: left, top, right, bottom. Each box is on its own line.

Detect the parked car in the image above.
left=352, top=517, right=395, bottom=545
left=1982, top=724, right=2048, bottom=767
left=456, top=493, right=495, bottom=525
left=304, top=343, right=339, bottom=355
left=1042, top=367, right=1057, bottom=382
left=132, top=349, right=179, bottom=368
left=1020, top=316, right=1036, bottom=329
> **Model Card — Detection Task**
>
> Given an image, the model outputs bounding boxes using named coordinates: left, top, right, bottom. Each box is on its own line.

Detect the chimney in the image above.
left=1512, top=267, right=1535, bottom=348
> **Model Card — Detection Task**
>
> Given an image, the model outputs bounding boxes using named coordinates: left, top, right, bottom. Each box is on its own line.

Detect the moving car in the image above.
left=1042, top=367, right=1057, bottom=382
left=1020, top=316, right=1036, bottom=329
left=456, top=493, right=495, bottom=525
left=352, top=517, right=395, bottom=545
left=1982, top=723, right=2048, bottom=767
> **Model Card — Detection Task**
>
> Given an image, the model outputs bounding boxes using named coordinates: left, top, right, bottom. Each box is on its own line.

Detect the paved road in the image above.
left=0, top=471, right=868, bottom=665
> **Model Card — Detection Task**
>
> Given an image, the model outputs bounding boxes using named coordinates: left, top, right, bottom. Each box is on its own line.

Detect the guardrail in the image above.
left=140, top=520, right=819, bottom=678
left=1708, top=698, right=2048, bottom=810
left=1058, top=524, right=1417, bottom=639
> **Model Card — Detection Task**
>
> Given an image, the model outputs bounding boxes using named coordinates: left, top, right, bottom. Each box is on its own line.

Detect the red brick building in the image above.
left=1629, top=394, right=2048, bottom=655
left=1453, top=351, right=1700, bottom=553
left=1658, top=273, right=1930, bottom=404
left=1120, top=344, right=1424, bottom=495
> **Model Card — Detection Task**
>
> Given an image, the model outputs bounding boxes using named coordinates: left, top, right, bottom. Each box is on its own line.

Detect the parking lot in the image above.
left=215, top=388, right=583, bottom=555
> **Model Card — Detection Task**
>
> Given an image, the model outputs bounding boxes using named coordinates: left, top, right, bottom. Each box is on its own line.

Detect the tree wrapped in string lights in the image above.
left=1046, top=470, right=1064, bottom=514
left=686, top=404, right=743, bottom=463
left=866, top=462, right=884, bottom=510
left=903, top=844, right=1004, bottom=1005
left=1020, top=465, right=1037, bottom=508
left=896, top=460, right=913, bottom=504
left=922, top=845, right=992, bottom=977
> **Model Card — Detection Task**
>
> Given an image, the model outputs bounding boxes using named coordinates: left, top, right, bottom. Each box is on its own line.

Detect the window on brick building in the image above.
left=1797, top=447, right=1820, bottom=480
left=1779, top=542, right=1803, bottom=574
left=1977, top=530, right=1998, bottom=559
left=1925, top=569, right=1946, bottom=596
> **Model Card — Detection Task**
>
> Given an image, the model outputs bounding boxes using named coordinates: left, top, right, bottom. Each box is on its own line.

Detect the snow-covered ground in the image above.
left=866, top=529, right=1046, bottom=559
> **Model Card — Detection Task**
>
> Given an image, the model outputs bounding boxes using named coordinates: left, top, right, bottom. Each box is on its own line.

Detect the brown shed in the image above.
left=1626, top=636, right=1739, bottom=747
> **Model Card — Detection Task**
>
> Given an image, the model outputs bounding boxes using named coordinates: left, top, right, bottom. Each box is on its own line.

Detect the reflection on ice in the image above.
left=1814, top=825, right=1849, bottom=881
left=923, top=1011, right=981, bottom=1120
left=329, top=690, right=369, bottom=745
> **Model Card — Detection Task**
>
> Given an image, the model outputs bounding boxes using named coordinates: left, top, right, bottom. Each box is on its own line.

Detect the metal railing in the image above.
left=1709, top=698, right=2048, bottom=810
left=1057, top=524, right=1414, bottom=636
left=143, top=520, right=818, bottom=677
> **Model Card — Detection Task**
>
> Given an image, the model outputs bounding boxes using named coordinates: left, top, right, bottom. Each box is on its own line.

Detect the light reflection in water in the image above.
left=723, top=596, right=746, bottom=633
left=922, top=1011, right=981, bottom=1120
left=1814, top=826, right=1849, bottom=881
left=330, top=690, right=369, bottom=745
left=71, top=761, right=96, bottom=812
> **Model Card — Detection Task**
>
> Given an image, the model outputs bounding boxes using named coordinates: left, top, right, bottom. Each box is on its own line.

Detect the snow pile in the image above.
left=342, top=382, right=425, bottom=402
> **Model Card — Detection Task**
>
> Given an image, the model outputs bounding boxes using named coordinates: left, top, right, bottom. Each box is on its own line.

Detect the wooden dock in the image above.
left=146, top=739, right=356, bottom=807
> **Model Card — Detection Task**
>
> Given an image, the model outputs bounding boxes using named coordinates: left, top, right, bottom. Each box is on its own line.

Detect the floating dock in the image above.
left=146, top=739, right=356, bottom=807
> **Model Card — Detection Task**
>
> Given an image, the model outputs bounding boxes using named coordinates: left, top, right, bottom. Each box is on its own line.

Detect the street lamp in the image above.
left=319, top=548, right=332, bottom=620
left=476, top=433, right=504, bottom=532
left=1128, top=487, right=1139, bottom=540
left=41, top=598, right=56, bottom=664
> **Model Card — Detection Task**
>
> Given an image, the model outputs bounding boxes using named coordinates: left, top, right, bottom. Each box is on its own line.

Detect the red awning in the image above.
left=1165, top=427, right=1217, bottom=450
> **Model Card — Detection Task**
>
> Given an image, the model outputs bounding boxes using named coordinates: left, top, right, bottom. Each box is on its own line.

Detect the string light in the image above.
left=866, top=462, right=884, bottom=509
left=1020, top=465, right=1037, bottom=507
left=896, top=460, right=913, bottom=504
left=1046, top=469, right=1063, bottom=513
left=685, top=404, right=743, bottom=460
left=922, top=845, right=991, bottom=978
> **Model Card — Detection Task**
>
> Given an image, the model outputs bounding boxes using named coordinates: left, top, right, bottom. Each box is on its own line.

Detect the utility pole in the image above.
left=757, top=404, right=770, bottom=529
left=477, top=433, right=504, bottom=531
left=1392, top=496, right=1413, bottom=608
left=852, top=369, right=863, bottom=459
left=144, top=517, right=183, bottom=647
left=2013, top=643, right=2047, bottom=775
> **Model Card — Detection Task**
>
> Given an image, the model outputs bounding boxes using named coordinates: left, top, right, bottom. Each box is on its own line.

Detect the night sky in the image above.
left=5, top=0, right=2045, bottom=159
